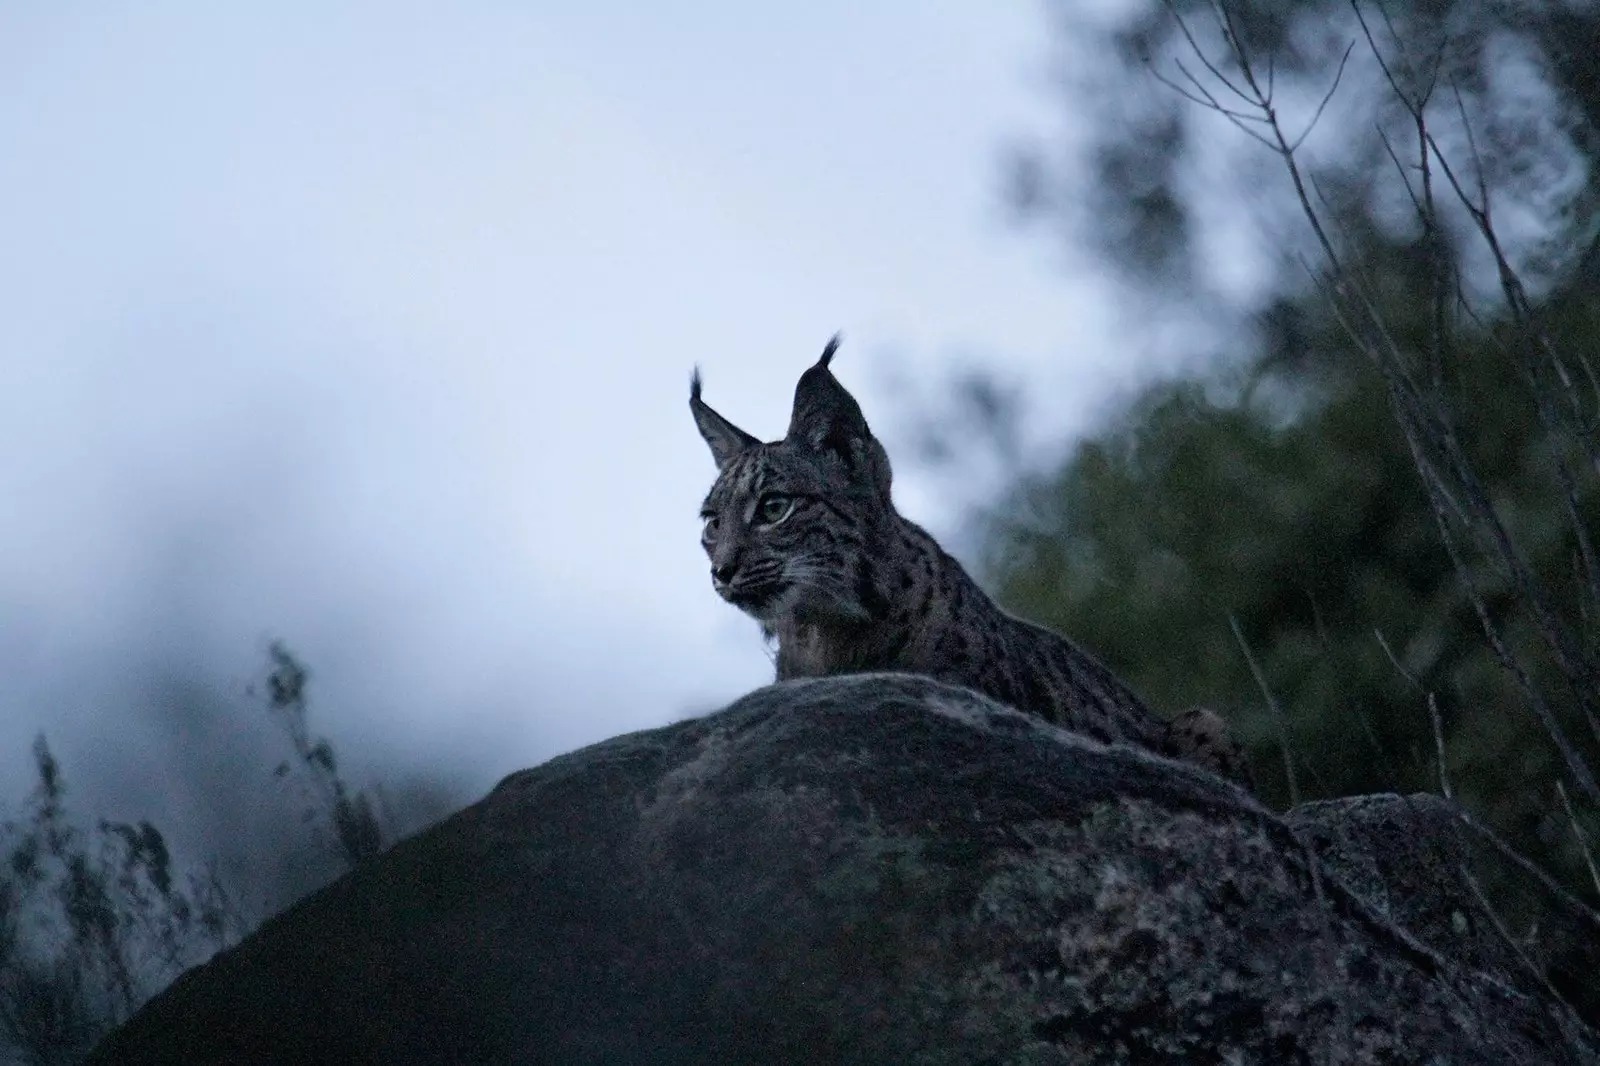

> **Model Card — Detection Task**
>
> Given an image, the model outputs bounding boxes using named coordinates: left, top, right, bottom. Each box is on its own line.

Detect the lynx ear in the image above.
left=786, top=334, right=893, bottom=496
left=690, top=368, right=760, bottom=469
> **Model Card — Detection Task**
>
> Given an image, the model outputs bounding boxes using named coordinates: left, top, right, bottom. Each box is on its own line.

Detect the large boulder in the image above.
left=89, top=674, right=1598, bottom=1065
left=1287, top=791, right=1600, bottom=1026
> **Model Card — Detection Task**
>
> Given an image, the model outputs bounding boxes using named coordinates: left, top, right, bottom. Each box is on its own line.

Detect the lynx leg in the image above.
left=1164, top=707, right=1254, bottom=791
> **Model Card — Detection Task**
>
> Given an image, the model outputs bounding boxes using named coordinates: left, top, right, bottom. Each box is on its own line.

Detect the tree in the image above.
left=982, top=0, right=1600, bottom=901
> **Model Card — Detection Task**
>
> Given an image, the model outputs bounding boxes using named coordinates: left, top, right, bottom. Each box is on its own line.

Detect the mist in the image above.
left=0, top=4, right=1174, bottom=866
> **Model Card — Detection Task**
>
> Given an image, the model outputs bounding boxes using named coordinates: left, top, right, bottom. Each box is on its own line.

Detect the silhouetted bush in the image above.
left=0, top=643, right=433, bottom=1065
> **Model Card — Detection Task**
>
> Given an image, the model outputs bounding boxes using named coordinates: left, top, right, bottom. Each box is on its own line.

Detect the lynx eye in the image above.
left=757, top=494, right=795, bottom=525
left=701, top=514, right=719, bottom=540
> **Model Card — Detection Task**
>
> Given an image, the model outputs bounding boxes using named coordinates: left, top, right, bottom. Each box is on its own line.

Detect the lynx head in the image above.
left=690, top=334, right=894, bottom=628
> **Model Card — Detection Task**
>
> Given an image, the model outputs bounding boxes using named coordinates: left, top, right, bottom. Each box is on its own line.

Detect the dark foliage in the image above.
left=0, top=644, right=449, bottom=1065
left=975, top=0, right=1600, bottom=902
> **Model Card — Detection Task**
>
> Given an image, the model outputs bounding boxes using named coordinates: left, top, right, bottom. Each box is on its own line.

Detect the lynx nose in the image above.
left=712, top=561, right=738, bottom=586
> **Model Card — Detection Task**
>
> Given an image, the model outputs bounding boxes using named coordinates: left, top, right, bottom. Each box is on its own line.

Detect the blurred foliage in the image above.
left=977, top=0, right=1600, bottom=901
left=0, top=740, right=245, bottom=1066
left=0, top=644, right=459, bottom=1065
left=1011, top=0, right=1600, bottom=296
left=257, top=642, right=386, bottom=869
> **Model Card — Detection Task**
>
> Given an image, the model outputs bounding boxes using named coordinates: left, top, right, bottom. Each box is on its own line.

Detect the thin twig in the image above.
left=1230, top=613, right=1301, bottom=805
left=1417, top=90, right=1450, bottom=396
left=1428, top=693, right=1452, bottom=800
left=1288, top=42, right=1355, bottom=153
left=1158, top=0, right=1600, bottom=804
left=1457, top=860, right=1576, bottom=1013
left=1374, top=627, right=1424, bottom=691
left=1405, top=423, right=1600, bottom=801
left=1148, top=61, right=1281, bottom=152
left=1303, top=591, right=1402, bottom=785
left=1454, top=806, right=1600, bottom=930
left=1164, top=1, right=1258, bottom=108
left=1353, top=1, right=1411, bottom=109
left=1449, top=83, right=1493, bottom=229
left=1371, top=628, right=1452, bottom=797
left=1376, top=127, right=1423, bottom=214
left=1555, top=780, right=1600, bottom=898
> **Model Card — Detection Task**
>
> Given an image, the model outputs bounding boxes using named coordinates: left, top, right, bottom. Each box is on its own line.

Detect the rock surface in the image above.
left=89, top=674, right=1599, bottom=1065
left=1287, top=791, right=1600, bottom=1027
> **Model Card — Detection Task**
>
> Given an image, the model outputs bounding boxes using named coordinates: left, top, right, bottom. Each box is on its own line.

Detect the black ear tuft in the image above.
left=787, top=334, right=893, bottom=498
left=788, top=336, right=862, bottom=447
left=817, top=332, right=842, bottom=370
left=690, top=368, right=760, bottom=470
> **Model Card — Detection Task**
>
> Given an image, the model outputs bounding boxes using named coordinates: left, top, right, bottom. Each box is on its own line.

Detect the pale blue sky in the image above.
left=0, top=4, right=1188, bottom=802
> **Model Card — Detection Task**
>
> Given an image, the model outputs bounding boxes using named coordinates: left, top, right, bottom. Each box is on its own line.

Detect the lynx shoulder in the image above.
left=690, top=335, right=1252, bottom=789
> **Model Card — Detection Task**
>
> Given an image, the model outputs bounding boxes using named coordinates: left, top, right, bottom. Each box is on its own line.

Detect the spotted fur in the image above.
left=691, top=335, right=1253, bottom=789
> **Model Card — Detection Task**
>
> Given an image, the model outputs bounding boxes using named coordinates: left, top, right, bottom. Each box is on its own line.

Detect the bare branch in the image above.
left=1555, top=780, right=1600, bottom=898
left=1353, top=1, right=1414, bottom=112
left=1164, top=1, right=1258, bottom=108
left=1302, top=589, right=1402, bottom=784
left=1577, top=351, right=1600, bottom=427
left=1374, top=628, right=1423, bottom=691
left=1148, top=59, right=1247, bottom=118
left=1457, top=860, right=1575, bottom=1013
left=1450, top=83, right=1493, bottom=227
left=1158, top=0, right=1600, bottom=811
left=1208, top=0, right=1267, bottom=107
left=1230, top=613, right=1301, bottom=805
left=1428, top=693, right=1452, bottom=800
left=1418, top=28, right=1450, bottom=108
left=1288, top=41, right=1355, bottom=153
left=1377, top=127, right=1424, bottom=214
left=1454, top=805, right=1600, bottom=932
left=1373, top=628, right=1454, bottom=797
left=1404, top=423, right=1600, bottom=801
left=1152, top=60, right=1282, bottom=150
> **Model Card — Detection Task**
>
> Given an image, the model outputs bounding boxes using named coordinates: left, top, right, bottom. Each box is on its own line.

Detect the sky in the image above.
left=0, top=3, right=1189, bottom=814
